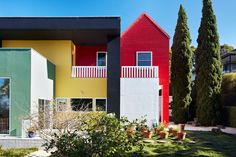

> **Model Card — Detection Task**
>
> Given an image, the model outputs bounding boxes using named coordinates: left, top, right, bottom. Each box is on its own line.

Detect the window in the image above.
left=97, top=52, right=107, bottom=66
left=95, top=99, right=106, bottom=111
left=56, top=98, right=69, bottom=112
left=71, top=98, right=93, bottom=111
left=0, top=78, right=10, bottom=134
left=38, top=99, right=51, bottom=129
left=136, top=52, right=152, bottom=66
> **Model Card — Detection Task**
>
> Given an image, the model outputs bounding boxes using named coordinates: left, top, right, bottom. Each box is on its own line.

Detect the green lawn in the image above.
left=0, top=147, right=37, bottom=157
left=128, top=131, right=236, bottom=157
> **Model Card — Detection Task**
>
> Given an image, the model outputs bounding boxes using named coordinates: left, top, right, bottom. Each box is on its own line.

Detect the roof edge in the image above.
left=122, top=12, right=170, bottom=39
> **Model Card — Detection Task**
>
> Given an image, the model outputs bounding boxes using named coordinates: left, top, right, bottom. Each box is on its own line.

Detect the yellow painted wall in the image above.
left=2, top=40, right=107, bottom=98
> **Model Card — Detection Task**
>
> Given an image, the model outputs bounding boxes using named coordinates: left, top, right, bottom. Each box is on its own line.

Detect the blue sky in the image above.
left=0, top=79, right=4, bottom=87
left=0, top=0, right=235, bottom=47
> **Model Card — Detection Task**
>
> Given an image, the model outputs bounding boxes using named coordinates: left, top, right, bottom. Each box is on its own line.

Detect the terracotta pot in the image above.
left=177, top=132, right=186, bottom=140
left=143, top=131, right=152, bottom=139
left=168, top=127, right=173, bottom=134
left=171, top=130, right=178, bottom=137
left=141, top=127, right=147, bottom=134
left=154, top=128, right=161, bottom=135
left=127, top=127, right=135, bottom=137
left=159, top=132, right=168, bottom=139
left=179, top=124, right=185, bottom=132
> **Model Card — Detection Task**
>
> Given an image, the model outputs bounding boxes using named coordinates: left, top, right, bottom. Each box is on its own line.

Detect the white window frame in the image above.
left=0, top=77, right=11, bottom=135
left=96, top=51, right=107, bottom=66
left=56, top=98, right=70, bottom=112
left=95, top=98, right=107, bottom=112
left=136, top=51, right=153, bottom=66
left=56, top=97, right=107, bottom=113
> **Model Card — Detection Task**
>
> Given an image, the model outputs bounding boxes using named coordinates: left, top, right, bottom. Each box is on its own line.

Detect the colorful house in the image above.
left=0, top=13, right=169, bottom=137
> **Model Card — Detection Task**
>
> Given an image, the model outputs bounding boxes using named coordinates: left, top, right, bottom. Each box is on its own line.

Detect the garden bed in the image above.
left=128, top=131, right=236, bottom=157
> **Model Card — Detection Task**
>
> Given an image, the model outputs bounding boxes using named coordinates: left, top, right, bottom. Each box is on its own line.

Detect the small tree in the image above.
left=195, top=0, right=222, bottom=125
left=171, top=5, right=193, bottom=123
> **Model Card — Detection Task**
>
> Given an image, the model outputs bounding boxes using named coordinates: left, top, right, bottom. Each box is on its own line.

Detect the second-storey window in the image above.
left=136, top=52, right=152, bottom=66
left=97, top=52, right=107, bottom=66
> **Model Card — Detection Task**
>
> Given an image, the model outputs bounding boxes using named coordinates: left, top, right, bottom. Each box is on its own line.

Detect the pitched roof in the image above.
left=122, top=13, right=170, bottom=39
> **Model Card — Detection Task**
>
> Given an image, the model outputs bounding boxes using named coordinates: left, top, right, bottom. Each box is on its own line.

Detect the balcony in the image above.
left=72, top=66, right=107, bottom=78
left=121, top=66, right=158, bottom=78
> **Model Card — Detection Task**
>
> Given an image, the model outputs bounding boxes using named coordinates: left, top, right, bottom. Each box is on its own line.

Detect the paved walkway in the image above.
left=26, top=148, right=51, bottom=157
left=169, top=123, right=236, bottom=135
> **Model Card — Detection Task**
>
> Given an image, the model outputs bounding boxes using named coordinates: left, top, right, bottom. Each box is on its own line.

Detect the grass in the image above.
left=0, top=147, right=37, bottom=157
left=128, top=131, right=236, bottom=157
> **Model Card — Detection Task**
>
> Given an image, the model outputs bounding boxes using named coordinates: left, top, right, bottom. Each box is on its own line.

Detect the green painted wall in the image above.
left=0, top=48, right=31, bottom=136
left=47, top=60, right=56, bottom=98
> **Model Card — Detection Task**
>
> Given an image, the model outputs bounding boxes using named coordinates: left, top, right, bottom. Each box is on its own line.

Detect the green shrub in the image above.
left=44, top=113, right=144, bottom=157
left=223, top=106, right=236, bottom=127
left=221, top=73, right=236, bottom=107
left=222, top=72, right=236, bottom=94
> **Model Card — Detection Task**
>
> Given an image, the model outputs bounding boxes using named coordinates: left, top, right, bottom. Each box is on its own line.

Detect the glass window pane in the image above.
left=138, top=61, right=151, bottom=66
left=0, top=78, right=10, bottom=134
left=96, top=99, right=106, bottom=111
left=138, top=53, right=151, bottom=60
left=57, top=99, right=68, bottom=112
left=71, top=98, right=93, bottom=111
left=97, top=60, right=106, bottom=66
left=97, top=53, right=106, bottom=66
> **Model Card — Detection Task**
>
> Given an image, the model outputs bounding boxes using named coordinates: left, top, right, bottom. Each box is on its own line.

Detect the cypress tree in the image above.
left=171, top=5, right=192, bottom=123
left=195, top=0, right=222, bottom=125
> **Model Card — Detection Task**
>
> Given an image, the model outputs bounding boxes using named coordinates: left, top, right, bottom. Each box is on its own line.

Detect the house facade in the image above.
left=0, top=14, right=169, bottom=137
left=221, top=49, right=236, bottom=73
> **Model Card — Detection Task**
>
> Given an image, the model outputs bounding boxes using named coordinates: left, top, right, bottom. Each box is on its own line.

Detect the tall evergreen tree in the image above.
left=195, top=0, right=222, bottom=125
left=171, top=5, right=192, bottom=123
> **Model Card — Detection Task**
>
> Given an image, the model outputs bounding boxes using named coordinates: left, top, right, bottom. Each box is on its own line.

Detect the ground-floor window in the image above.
left=71, top=98, right=93, bottom=111
left=95, top=99, right=106, bottom=111
left=56, top=98, right=106, bottom=112
left=38, top=99, right=51, bottom=129
left=56, top=98, right=70, bottom=112
left=0, top=78, right=10, bottom=134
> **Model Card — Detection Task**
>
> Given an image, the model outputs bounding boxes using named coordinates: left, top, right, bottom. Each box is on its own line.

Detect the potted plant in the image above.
left=168, top=127, right=173, bottom=134
left=177, top=132, right=186, bottom=140
left=27, top=126, right=36, bottom=138
left=143, top=129, right=153, bottom=139
left=154, top=123, right=164, bottom=135
left=126, top=123, right=136, bottom=137
left=159, top=131, right=168, bottom=139
left=140, top=125, right=148, bottom=134
left=179, top=124, right=185, bottom=132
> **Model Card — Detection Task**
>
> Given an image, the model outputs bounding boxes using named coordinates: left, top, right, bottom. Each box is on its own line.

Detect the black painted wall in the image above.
left=107, top=35, right=120, bottom=118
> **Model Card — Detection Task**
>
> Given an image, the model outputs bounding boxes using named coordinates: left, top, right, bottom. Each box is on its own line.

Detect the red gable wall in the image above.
left=121, top=13, right=170, bottom=124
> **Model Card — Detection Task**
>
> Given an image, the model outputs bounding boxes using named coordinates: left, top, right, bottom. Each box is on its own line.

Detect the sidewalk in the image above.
left=169, top=123, right=236, bottom=135
left=26, top=148, right=51, bottom=157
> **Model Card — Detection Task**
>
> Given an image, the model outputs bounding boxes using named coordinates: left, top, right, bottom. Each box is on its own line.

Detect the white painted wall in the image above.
left=30, top=49, right=54, bottom=114
left=120, top=78, right=160, bottom=126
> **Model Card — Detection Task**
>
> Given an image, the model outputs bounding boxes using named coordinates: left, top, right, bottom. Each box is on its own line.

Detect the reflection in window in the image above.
left=96, top=99, right=106, bottom=111
left=56, top=99, right=69, bottom=112
left=71, top=98, right=93, bottom=111
left=0, top=78, right=10, bottom=134
left=97, top=52, right=107, bottom=66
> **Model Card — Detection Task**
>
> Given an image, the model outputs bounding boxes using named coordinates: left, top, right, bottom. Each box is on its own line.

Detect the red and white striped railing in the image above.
left=121, top=66, right=158, bottom=78
left=72, top=66, right=107, bottom=78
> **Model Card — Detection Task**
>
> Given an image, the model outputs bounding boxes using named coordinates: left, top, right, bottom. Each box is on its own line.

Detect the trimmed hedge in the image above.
left=221, top=72, right=236, bottom=107
left=223, top=106, right=236, bottom=127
